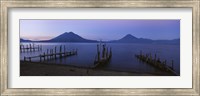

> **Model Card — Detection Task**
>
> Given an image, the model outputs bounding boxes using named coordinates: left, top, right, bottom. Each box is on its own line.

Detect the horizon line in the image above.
left=20, top=32, right=180, bottom=41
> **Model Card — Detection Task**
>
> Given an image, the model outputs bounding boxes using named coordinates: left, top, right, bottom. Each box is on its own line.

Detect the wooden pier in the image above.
left=20, top=43, right=42, bottom=52
left=135, top=51, right=179, bottom=76
left=24, top=45, right=77, bottom=62
left=93, top=43, right=112, bottom=68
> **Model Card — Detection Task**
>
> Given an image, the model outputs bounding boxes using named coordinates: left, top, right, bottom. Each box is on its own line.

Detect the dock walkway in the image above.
left=24, top=45, right=77, bottom=62
left=135, top=51, right=179, bottom=76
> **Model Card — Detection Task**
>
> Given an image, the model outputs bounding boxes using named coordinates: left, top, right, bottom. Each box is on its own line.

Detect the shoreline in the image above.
left=20, top=61, right=174, bottom=76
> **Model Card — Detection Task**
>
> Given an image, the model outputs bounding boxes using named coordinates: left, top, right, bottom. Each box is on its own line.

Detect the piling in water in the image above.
left=93, top=43, right=112, bottom=68
left=20, top=43, right=42, bottom=52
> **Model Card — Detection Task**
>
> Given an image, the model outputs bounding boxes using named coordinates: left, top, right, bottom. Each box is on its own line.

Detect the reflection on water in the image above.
left=20, top=43, right=180, bottom=74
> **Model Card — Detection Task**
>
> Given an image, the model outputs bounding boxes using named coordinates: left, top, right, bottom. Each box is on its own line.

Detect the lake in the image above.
left=20, top=43, right=180, bottom=75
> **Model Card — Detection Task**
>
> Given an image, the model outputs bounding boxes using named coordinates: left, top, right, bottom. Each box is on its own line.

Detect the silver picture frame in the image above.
left=0, top=0, right=199, bottom=95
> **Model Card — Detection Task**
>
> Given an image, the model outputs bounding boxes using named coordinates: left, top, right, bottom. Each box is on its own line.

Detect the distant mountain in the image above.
left=118, top=34, right=138, bottom=43
left=110, top=34, right=153, bottom=43
left=44, top=32, right=98, bottom=43
left=109, top=34, right=179, bottom=44
left=20, top=38, right=32, bottom=42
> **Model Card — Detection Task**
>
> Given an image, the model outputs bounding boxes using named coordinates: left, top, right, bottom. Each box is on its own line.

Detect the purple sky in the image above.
left=20, top=20, right=180, bottom=41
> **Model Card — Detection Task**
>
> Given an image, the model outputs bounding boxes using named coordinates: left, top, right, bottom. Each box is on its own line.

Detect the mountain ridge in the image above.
left=110, top=34, right=179, bottom=44
left=20, top=32, right=180, bottom=44
left=40, top=32, right=97, bottom=43
left=20, top=38, right=32, bottom=42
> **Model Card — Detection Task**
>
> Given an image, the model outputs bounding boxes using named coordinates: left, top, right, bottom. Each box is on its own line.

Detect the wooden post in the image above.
left=47, top=49, right=49, bottom=60
left=60, top=45, right=62, bottom=52
left=23, top=45, right=25, bottom=52
left=38, top=45, right=39, bottom=51
left=110, top=47, right=112, bottom=57
left=64, top=45, right=66, bottom=55
left=106, top=47, right=108, bottom=58
left=50, top=49, right=52, bottom=60
left=40, top=45, right=42, bottom=51
left=97, top=44, right=100, bottom=62
left=102, top=44, right=106, bottom=59
left=39, top=54, right=42, bottom=62
left=29, top=57, right=31, bottom=62
left=48, top=49, right=50, bottom=59
left=52, top=49, right=53, bottom=59
left=21, top=45, right=23, bottom=52
left=33, top=44, right=35, bottom=52
left=26, top=45, right=28, bottom=52
left=59, top=45, right=62, bottom=58
left=29, top=44, right=32, bottom=52
left=54, top=46, right=57, bottom=59
left=24, top=56, right=26, bottom=61
left=44, top=52, right=46, bottom=61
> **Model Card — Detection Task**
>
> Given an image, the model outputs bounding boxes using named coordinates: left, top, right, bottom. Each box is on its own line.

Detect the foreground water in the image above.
left=20, top=43, right=180, bottom=74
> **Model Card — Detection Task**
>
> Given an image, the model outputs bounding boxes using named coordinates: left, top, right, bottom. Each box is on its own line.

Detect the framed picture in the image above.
left=1, top=0, right=199, bottom=95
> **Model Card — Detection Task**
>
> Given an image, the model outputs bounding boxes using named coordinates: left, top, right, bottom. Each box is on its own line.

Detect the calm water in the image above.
left=20, top=43, right=180, bottom=74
